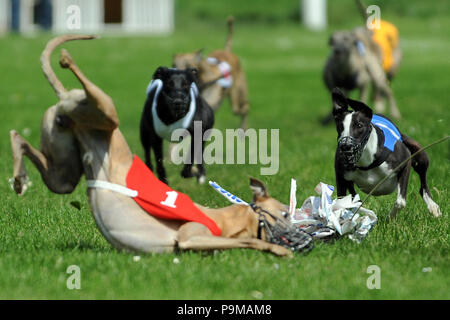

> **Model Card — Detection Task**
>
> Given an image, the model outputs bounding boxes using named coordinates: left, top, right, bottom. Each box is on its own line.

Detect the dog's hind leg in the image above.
left=59, top=49, right=119, bottom=130
left=10, top=130, right=80, bottom=195
left=402, top=136, right=441, bottom=217
left=388, top=162, right=410, bottom=220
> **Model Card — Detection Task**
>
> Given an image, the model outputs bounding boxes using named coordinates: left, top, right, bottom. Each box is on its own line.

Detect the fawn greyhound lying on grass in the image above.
left=10, top=35, right=310, bottom=257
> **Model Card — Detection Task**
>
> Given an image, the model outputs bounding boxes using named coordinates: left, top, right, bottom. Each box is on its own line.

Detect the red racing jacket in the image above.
left=126, top=155, right=221, bottom=236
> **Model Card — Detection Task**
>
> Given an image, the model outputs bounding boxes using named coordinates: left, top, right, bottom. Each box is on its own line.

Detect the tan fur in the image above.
left=10, top=35, right=291, bottom=257
left=173, top=17, right=249, bottom=129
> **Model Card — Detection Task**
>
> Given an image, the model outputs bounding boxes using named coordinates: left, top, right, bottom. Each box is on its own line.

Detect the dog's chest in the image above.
left=344, top=162, right=397, bottom=195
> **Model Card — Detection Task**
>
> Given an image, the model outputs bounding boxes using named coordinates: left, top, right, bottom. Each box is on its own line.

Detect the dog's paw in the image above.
left=181, top=167, right=194, bottom=179
left=197, top=175, right=206, bottom=184
left=423, top=193, right=442, bottom=217
left=270, top=244, right=294, bottom=258
left=9, top=175, right=31, bottom=196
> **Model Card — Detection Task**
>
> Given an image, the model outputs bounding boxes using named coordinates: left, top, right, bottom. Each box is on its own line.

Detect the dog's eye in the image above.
left=281, top=211, right=288, bottom=218
left=355, top=122, right=363, bottom=129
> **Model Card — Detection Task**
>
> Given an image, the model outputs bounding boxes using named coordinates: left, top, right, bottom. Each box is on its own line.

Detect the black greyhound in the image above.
left=140, top=67, right=214, bottom=185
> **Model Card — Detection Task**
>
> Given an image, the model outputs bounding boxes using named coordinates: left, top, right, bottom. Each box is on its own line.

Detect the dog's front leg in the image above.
left=178, top=223, right=292, bottom=257
left=179, top=235, right=292, bottom=257
left=388, top=163, right=411, bottom=220
left=335, top=155, right=354, bottom=197
left=180, top=136, right=196, bottom=180
left=195, top=140, right=206, bottom=184
left=153, top=138, right=168, bottom=184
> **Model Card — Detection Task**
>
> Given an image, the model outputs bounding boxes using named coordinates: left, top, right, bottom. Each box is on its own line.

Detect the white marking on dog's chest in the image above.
left=344, top=162, right=397, bottom=195
left=356, top=127, right=377, bottom=167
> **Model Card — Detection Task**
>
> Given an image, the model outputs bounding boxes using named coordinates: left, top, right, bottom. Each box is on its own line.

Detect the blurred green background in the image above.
left=0, top=0, right=448, bottom=299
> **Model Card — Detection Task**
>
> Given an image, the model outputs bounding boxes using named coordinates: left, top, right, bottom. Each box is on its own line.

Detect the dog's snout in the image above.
left=173, top=97, right=185, bottom=106
left=340, top=143, right=352, bottom=152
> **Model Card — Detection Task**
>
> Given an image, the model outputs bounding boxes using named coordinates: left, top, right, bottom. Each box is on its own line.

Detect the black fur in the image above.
left=140, top=67, right=214, bottom=184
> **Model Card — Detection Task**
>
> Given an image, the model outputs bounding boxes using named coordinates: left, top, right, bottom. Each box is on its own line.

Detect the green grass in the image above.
left=0, top=2, right=449, bottom=299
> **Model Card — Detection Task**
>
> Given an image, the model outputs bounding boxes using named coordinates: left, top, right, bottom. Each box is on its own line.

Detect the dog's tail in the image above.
left=401, top=134, right=430, bottom=173
left=41, top=35, right=97, bottom=99
left=225, top=16, right=234, bottom=51
left=355, top=0, right=368, bottom=23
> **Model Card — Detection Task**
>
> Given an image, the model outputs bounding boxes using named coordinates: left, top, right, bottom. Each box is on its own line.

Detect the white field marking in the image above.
left=340, top=113, right=353, bottom=138
left=357, top=126, right=378, bottom=167
left=423, top=192, right=442, bottom=217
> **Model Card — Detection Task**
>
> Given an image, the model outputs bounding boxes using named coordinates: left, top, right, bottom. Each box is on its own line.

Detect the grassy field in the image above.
left=0, top=1, right=448, bottom=299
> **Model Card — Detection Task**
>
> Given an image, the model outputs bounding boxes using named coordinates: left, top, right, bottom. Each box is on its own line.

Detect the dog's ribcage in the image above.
left=344, top=162, right=397, bottom=195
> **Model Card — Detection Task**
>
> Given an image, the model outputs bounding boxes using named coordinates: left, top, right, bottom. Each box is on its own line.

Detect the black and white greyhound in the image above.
left=331, top=88, right=441, bottom=218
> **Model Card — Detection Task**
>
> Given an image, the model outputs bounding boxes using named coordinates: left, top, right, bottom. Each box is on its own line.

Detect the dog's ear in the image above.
left=328, top=34, right=335, bottom=46
left=195, top=48, right=204, bottom=64
left=153, top=66, right=168, bottom=80
left=347, top=98, right=373, bottom=119
left=187, top=68, right=199, bottom=83
left=332, top=88, right=349, bottom=116
left=250, top=177, right=269, bottom=202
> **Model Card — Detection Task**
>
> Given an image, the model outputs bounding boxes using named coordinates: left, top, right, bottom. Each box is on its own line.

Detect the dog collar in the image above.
left=146, top=79, right=199, bottom=141
left=86, top=180, right=138, bottom=197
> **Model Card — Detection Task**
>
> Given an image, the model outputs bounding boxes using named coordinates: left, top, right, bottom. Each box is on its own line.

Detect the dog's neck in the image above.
left=198, top=204, right=259, bottom=239
left=356, top=125, right=378, bottom=167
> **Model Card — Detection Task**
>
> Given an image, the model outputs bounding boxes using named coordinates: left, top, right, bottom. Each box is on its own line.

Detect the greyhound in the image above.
left=173, top=17, right=249, bottom=130
left=9, top=35, right=306, bottom=257
left=331, top=88, right=441, bottom=218
left=321, top=2, right=402, bottom=125
left=140, top=66, right=214, bottom=185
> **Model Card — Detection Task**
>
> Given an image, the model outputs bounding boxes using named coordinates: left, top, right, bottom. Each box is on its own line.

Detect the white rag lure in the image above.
left=208, top=181, right=248, bottom=206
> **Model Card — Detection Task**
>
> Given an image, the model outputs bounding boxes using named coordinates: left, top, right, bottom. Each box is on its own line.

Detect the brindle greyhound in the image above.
left=9, top=35, right=294, bottom=257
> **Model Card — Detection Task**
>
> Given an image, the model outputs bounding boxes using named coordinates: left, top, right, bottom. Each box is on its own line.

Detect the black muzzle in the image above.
left=250, top=204, right=313, bottom=253
left=338, top=133, right=370, bottom=170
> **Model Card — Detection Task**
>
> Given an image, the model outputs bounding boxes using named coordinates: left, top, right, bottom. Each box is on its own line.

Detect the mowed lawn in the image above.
left=0, top=4, right=449, bottom=299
